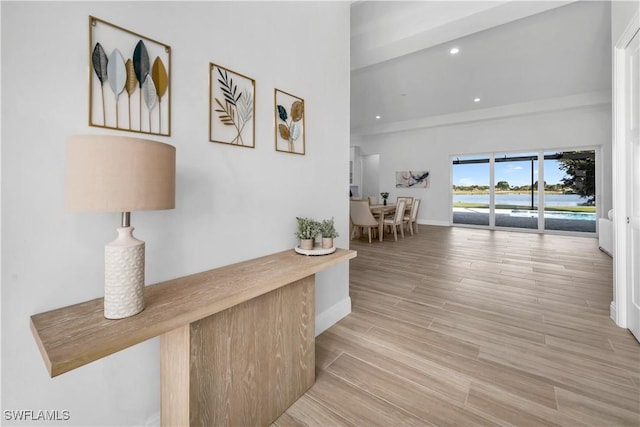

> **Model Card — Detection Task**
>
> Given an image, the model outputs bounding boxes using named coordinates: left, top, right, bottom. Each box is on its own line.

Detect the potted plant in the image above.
left=380, top=192, right=390, bottom=206
left=319, top=217, right=339, bottom=249
left=295, top=217, right=320, bottom=250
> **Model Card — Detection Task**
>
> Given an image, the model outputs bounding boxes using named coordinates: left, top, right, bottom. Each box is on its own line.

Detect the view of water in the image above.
left=453, top=193, right=590, bottom=207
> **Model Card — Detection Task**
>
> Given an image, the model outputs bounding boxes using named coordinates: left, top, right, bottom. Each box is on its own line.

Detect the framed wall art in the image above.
left=396, top=170, right=430, bottom=188
left=209, top=63, right=255, bottom=148
left=89, top=16, right=171, bottom=136
left=274, top=89, right=305, bottom=155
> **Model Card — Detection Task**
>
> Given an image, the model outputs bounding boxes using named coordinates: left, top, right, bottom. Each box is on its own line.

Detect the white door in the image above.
left=626, top=29, right=640, bottom=342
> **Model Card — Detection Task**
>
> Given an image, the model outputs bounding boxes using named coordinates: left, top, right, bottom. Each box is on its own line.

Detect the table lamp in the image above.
left=64, top=135, right=176, bottom=319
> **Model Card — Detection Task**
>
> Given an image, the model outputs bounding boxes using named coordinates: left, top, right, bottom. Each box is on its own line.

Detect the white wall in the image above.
left=612, top=0, right=639, bottom=43
left=353, top=104, right=612, bottom=226
left=361, top=154, right=380, bottom=202
left=1, top=2, right=350, bottom=425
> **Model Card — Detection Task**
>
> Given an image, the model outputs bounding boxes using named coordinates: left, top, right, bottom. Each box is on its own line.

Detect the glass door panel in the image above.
left=543, top=150, right=596, bottom=233
left=452, top=155, right=490, bottom=226
left=494, top=152, right=538, bottom=230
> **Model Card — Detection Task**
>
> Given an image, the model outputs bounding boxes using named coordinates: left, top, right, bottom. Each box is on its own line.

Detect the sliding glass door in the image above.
left=494, top=152, right=538, bottom=230
left=452, top=155, right=490, bottom=227
left=451, top=149, right=597, bottom=234
left=543, top=150, right=596, bottom=233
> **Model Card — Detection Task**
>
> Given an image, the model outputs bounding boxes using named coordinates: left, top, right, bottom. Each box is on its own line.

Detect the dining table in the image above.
left=369, top=203, right=397, bottom=242
left=369, top=201, right=413, bottom=242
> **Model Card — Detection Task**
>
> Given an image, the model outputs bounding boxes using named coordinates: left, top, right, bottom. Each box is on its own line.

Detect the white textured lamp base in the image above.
left=104, top=227, right=145, bottom=319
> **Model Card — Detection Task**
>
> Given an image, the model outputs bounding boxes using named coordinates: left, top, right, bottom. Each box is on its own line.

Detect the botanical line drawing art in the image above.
left=209, top=63, right=255, bottom=148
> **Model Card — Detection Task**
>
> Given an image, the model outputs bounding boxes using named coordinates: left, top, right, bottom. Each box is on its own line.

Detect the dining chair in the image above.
left=368, top=195, right=377, bottom=205
left=403, top=198, right=421, bottom=235
left=383, top=198, right=406, bottom=241
left=396, top=196, right=413, bottom=210
left=350, top=200, right=379, bottom=243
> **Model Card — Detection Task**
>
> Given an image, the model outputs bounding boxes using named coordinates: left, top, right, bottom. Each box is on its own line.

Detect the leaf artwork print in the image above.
left=212, top=67, right=254, bottom=146
left=89, top=17, right=171, bottom=136
left=277, top=100, right=304, bottom=153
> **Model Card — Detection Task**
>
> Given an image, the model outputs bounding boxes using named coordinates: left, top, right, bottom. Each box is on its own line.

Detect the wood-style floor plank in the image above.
left=274, top=225, right=640, bottom=426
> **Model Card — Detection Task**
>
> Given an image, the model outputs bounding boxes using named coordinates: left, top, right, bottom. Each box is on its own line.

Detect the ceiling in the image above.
left=350, top=1, right=612, bottom=135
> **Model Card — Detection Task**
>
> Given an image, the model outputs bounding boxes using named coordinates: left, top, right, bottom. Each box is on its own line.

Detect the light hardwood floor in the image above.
left=274, top=225, right=640, bottom=426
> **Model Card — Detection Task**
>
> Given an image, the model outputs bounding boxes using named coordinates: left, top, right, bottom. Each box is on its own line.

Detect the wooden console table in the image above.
left=31, top=248, right=356, bottom=426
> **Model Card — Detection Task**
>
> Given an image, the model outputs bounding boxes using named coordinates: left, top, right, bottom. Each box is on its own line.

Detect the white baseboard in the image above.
left=610, top=301, right=618, bottom=325
left=417, top=219, right=450, bottom=227
left=316, top=296, right=351, bottom=336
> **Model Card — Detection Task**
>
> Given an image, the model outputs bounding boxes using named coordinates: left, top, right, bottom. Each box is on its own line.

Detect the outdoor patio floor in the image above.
left=453, top=211, right=596, bottom=233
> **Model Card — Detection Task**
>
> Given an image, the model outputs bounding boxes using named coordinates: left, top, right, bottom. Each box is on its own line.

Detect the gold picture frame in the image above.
left=89, top=16, right=171, bottom=136
left=209, top=63, right=256, bottom=148
left=274, top=89, right=305, bottom=155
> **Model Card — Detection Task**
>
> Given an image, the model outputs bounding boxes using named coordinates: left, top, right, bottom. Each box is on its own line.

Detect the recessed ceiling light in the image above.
left=375, top=115, right=381, bottom=119
left=473, top=98, right=481, bottom=103
left=449, top=47, right=460, bottom=55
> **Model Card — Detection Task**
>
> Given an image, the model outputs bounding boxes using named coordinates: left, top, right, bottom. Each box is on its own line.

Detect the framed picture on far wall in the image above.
left=209, top=63, right=255, bottom=148
left=396, top=170, right=430, bottom=188
left=274, top=89, right=305, bottom=155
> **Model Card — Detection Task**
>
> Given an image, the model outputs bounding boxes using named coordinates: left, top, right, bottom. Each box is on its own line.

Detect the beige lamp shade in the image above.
left=65, top=135, right=176, bottom=212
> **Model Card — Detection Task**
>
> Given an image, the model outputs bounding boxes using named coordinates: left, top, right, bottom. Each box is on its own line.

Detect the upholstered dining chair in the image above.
left=350, top=199, right=379, bottom=243
left=368, top=195, right=377, bottom=205
left=383, top=198, right=406, bottom=241
left=403, top=198, right=421, bottom=235
left=396, top=196, right=413, bottom=211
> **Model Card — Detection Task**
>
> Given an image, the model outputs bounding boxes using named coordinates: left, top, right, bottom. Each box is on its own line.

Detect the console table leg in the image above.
left=161, top=324, right=190, bottom=426
left=160, top=275, right=315, bottom=426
